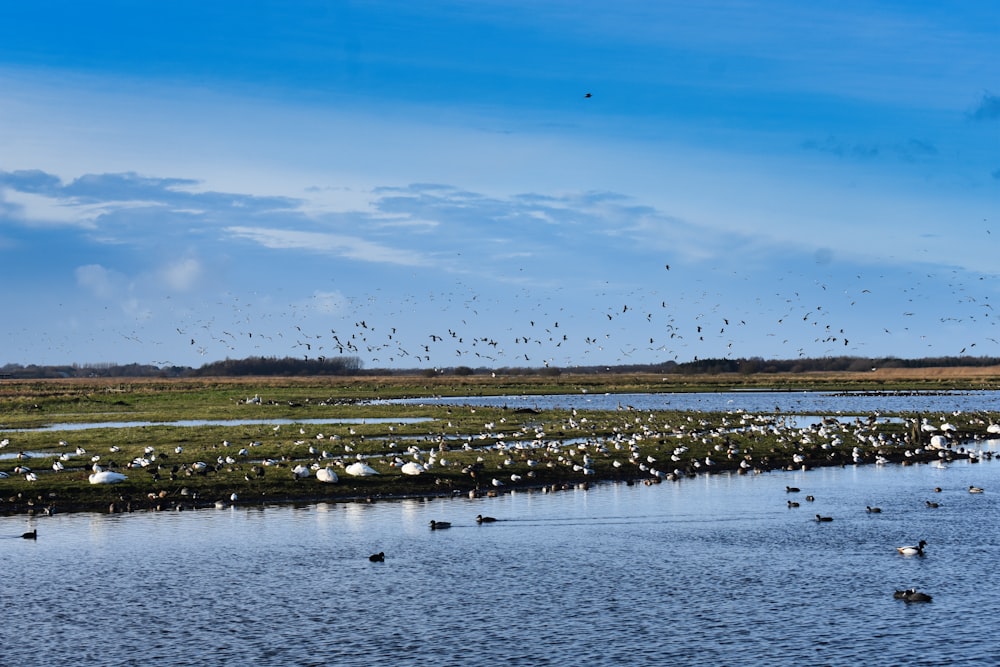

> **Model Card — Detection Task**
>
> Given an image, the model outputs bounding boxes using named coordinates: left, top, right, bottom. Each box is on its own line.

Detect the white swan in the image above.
left=89, top=471, right=127, bottom=485
left=316, top=467, right=339, bottom=483
left=345, top=462, right=378, bottom=476
left=400, top=461, right=424, bottom=476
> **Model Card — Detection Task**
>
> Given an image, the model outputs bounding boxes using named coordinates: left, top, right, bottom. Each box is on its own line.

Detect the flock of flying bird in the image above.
left=157, top=261, right=1000, bottom=371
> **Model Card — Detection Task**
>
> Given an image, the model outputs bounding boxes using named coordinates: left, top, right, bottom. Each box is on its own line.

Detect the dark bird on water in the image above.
left=369, top=552, right=385, bottom=562
left=476, top=514, right=497, bottom=524
left=815, top=514, right=833, bottom=522
left=584, top=92, right=592, bottom=98
left=429, top=520, right=451, bottom=530
left=21, top=529, right=37, bottom=539
left=894, top=588, right=932, bottom=603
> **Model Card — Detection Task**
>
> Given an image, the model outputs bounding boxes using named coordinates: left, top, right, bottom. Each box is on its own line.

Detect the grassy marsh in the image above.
left=1, top=373, right=996, bottom=515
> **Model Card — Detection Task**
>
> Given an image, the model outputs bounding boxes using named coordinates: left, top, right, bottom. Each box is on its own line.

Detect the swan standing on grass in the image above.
left=89, top=470, right=127, bottom=484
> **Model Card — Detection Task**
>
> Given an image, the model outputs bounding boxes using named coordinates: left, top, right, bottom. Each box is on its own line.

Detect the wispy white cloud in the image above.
left=223, top=226, right=430, bottom=267
left=75, top=264, right=121, bottom=299
left=159, top=257, right=204, bottom=292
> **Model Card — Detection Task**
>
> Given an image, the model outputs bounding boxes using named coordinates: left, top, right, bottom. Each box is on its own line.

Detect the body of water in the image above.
left=379, top=389, right=1000, bottom=414
left=3, top=454, right=997, bottom=666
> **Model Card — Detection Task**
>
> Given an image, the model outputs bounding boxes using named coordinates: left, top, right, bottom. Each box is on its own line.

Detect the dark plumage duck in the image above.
left=429, top=520, right=451, bottom=530
left=786, top=486, right=800, bottom=493
left=866, top=506, right=882, bottom=513
left=815, top=514, right=833, bottom=522
left=476, top=514, right=497, bottom=524
left=894, top=588, right=932, bottom=602
left=368, top=552, right=385, bottom=562
left=926, top=500, right=940, bottom=508
left=21, top=529, right=37, bottom=540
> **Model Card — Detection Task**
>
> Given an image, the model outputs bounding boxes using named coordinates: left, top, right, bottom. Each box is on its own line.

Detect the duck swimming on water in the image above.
left=476, top=514, right=497, bottom=524
left=21, top=529, right=37, bottom=540
left=894, top=588, right=932, bottom=602
left=368, top=552, right=385, bottom=562
left=815, top=514, right=833, bottom=522
left=897, top=540, right=926, bottom=556
left=429, top=520, right=451, bottom=530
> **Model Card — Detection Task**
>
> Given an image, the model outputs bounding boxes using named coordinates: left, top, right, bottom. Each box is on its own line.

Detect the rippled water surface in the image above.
left=381, top=389, right=1000, bottom=414
left=3, top=454, right=998, bottom=666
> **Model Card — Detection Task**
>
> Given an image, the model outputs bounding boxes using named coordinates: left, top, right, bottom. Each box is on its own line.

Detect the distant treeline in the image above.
left=1, top=355, right=999, bottom=379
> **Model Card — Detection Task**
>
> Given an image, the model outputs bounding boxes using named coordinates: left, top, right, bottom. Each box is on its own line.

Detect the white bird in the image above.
left=400, top=461, right=424, bottom=476
left=89, top=471, right=127, bottom=485
left=291, top=464, right=311, bottom=479
left=345, top=462, right=379, bottom=477
left=316, top=467, right=339, bottom=483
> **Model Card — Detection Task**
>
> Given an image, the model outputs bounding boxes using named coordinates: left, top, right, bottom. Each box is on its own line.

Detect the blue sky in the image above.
left=1, top=1, right=998, bottom=369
